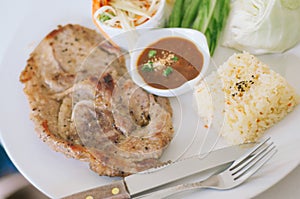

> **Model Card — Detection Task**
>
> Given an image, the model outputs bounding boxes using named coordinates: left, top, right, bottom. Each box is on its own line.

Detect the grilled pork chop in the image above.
left=19, top=24, right=174, bottom=176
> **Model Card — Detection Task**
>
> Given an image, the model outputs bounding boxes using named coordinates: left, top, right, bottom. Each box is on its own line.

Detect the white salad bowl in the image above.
left=129, top=28, right=210, bottom=97
left=93, top=0, right=167, bottom=49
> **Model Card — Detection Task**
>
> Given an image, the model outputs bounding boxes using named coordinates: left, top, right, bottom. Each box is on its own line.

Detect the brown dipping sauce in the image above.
left=137, top=37, right=203, bottom=89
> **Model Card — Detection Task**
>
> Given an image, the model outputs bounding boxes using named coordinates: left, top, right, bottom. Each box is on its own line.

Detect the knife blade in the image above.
left=63, top=143, right=253, bottom=199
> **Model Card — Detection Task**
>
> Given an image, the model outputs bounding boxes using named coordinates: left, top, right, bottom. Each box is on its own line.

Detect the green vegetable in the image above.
left=204, top=0, right=230, bottom=55
left=163, top=66, right=173, bottom=77
left=181, top=0, right=193, bottom=21
left=168, top=0, right=185, bottom=27
left=99, top=13, right=111, bottom=22
left=181, top=0, right=201, bottom=28
left=171, top=56, right=179, bottom=61
left=192, top=0, right=216, bottom=32
left=148, top=50, right=157, bottom=58
left=167, top=0, right=230, bottom=56
left=141, top=62, right=154, bottom=72
left=183, top=0, right=193, bottom=11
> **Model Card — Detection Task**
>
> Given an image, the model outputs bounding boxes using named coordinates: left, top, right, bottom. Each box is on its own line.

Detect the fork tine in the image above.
left=230, top=141, right=274, bottom=175
left=230, top=137, right=271, bottom=169
left=232, top=144, right=277, bottom=181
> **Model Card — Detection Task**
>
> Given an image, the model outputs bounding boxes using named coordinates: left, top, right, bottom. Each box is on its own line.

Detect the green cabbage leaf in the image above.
left=222, top=0, right=300, bottom=54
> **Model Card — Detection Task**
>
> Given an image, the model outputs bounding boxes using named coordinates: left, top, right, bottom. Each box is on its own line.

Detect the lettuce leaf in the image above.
left=222, top=0, right=300, bottom=54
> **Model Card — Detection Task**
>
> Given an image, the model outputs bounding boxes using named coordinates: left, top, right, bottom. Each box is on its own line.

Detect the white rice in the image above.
left=194, top=52, right=300, bottom=144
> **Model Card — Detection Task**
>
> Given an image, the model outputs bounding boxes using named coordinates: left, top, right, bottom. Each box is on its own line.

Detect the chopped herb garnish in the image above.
left=171, top=56, right=179, bottom=61
left=163, top=66, right=173, bottom=77
left=99, top=13, right=111, bottom=22
left=148, top=50, right=157, bottom=58
left=141, top=62, right=154, bottom=72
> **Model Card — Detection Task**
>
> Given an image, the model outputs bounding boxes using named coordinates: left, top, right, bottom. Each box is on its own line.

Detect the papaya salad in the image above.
left=93, top=0, right=161, bottom=30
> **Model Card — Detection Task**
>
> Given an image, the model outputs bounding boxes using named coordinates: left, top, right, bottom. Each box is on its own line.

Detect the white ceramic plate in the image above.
left=0, top=0, right=300, bottom=198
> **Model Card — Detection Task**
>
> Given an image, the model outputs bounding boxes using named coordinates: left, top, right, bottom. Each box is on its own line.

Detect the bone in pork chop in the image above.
left=19, top=24, right=174, bottom=176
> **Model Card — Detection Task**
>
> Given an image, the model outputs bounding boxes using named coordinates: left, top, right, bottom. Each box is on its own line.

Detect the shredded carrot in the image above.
left=144, top=2, right=150, bottom=8
left=135, top=15, right=143, bottom=21
left=92, top=0, right=101, bottom=13
left=101, top=0, right=108, bottom=6
left=134, top=18, right=149, bottom=26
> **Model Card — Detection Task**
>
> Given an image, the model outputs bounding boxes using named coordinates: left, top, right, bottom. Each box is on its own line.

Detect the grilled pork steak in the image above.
left=19, top=24, right=174, bottom=176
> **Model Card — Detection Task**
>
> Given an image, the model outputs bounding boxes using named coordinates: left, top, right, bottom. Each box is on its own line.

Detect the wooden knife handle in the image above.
left=63, top=180, right=131, bottom=199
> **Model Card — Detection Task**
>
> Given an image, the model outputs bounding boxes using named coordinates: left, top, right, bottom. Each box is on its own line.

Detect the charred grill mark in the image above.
left=96, top=74, right=114, bottom=92
left=103, top=73, right=114, bottom=92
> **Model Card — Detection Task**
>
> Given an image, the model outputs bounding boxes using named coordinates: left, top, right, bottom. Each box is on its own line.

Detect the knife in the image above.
left=63, top=143, right=252, bottom=199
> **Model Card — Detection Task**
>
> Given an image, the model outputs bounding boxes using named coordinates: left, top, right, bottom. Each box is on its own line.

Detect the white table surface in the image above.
left=0, top=1, right=299, bottom=199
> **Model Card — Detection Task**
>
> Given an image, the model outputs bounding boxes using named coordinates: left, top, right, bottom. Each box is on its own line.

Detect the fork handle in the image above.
left=135, top=181, right=205, bottom=199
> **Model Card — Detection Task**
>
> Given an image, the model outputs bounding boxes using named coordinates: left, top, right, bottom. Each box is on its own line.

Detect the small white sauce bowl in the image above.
left=93, top=0, right=167, bottom=49
left=129, top=28, right=210, bottom=97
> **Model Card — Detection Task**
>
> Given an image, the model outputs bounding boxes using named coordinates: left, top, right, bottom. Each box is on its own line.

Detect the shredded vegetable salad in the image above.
left=94, top=0, right=161, bottom=30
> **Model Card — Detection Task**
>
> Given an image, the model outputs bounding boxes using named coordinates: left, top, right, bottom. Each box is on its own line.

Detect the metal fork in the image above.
left=136, top=137, right=277, bottom=199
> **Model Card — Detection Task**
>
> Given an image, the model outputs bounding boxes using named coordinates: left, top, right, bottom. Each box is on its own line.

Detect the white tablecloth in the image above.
left=0, top=1, right=299, bottom=198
